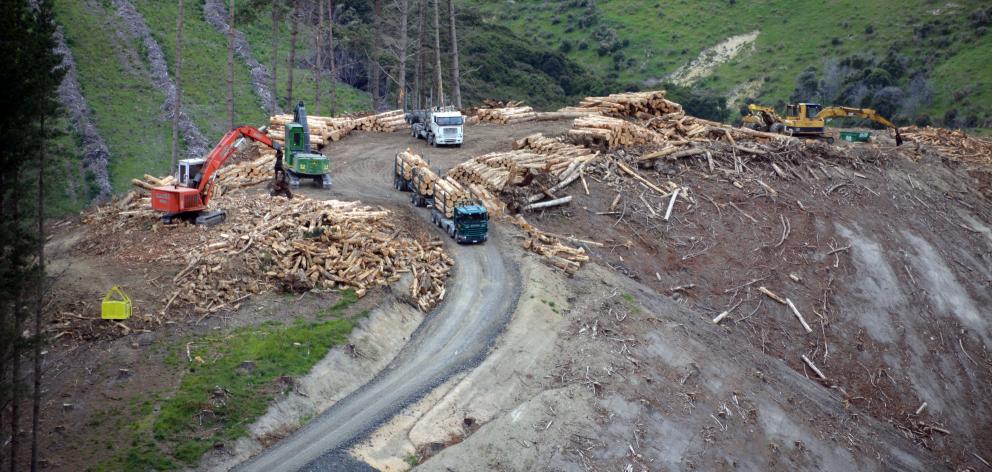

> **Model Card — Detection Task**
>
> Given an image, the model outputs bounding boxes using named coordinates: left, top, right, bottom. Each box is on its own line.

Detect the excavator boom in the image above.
left=151, top=125, right=280, bottom=221
left=815, top=107, right=902, bottom=145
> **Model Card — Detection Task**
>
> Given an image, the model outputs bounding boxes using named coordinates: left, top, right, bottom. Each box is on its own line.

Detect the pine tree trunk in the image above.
left=314, top=0, right=324, bottom=112
left=286, top=0, right=299, bottom=108
left=432, top=0, right=443, bottom=106
left=227, top=0, right=235, bottom=130
left=446, top=0, right=461, bottom=109
left=397, top=0, right=409, bottom=108
left=270, top=1, right=278, bottom=112
left=370, top=0, right=382, bottom=111
left=10, top=170, right=21, bottom=472
left=171, top=0, right=185, bottom=173
left=414, top=0, right=427, bottom=108
left=31, top=114, right=45, bottom=472
left=327, top=0, right=336, bottom=115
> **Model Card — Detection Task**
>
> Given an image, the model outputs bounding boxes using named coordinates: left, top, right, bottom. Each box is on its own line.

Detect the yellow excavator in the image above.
left=742, top=103, right=902, bottom=145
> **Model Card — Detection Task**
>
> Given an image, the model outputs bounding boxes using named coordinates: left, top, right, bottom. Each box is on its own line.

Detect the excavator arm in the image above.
left=816, top=107, right=902, bottom=145
left=196, top=125, right=280, bottom=206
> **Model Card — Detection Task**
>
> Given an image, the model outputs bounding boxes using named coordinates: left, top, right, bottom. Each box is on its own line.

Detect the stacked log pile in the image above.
left=412, top=166, right=439, bottom=196
left=480, top=98, right=525, bottom=108
left=444, top=134, right=599, bottom=215
left=568, top=115, right=663, bottom=149
left=217, top=147, right=279, bottom=189
left=396, top=148, right=428, bottom=180
left=356, top=110, right=407, bottom=132
left=557, top=90, right=682, bottom=118
left=433, top=177, right=471, bottom=219
left=900, top=126, right=992, bottom=166
left=476, top=106, right=537, bottom=124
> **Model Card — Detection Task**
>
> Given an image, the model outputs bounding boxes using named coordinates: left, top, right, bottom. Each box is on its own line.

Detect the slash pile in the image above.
left=168, top=195, right=452, bottom=313
left=900, top=126, right=992, bottom=166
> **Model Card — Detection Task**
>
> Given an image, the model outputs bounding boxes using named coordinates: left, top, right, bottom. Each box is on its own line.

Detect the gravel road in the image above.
left=235, top=123, right=567, bottom=471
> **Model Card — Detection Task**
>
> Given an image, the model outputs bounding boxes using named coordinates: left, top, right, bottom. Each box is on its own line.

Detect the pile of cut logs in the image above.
left=169, top=195, right=452, bottom=313
left=568, top=115, right=662, bottom=149
left=514, top=215, right=591, bottom=275
left=356, top=110, right=407, bottom=132
left=268, top=114, right=359, bottom=147
left=557, top=90, right=682, bottom=118
left=444, top=134, right=598, bottom=214
left=396, top=148, right=428, bottom=180
left=476, top=106, right=537, bottom=124
left=900, top=126, right=992, bottom=165
left=480, top=98, right=525, bottom=108
left=87, top=193, right=453, bottom=315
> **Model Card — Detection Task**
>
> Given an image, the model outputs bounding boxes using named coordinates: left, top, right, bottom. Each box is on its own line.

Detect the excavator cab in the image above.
left=282, top=103, right=332, bottom=189
left=177, top=158, right=205, bottom=187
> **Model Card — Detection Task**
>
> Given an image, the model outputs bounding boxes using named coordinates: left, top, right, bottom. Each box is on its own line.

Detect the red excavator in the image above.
left=151, top=125, right=280, bottom=225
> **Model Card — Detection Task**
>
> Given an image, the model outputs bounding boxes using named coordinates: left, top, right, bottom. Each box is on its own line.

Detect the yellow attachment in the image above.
left=101, top=286, right=132, bottom=320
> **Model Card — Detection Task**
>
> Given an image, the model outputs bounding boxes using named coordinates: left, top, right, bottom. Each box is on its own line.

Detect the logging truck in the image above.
left=395, top=162, right=488, bottom=244
left=406, top=107, right=465, bottom=147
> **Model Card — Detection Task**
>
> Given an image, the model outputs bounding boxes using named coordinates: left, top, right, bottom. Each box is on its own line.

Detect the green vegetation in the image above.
left=53, top=0, right=173, bottom=191
left=235, top=8, right=371, bottom=115
left=51, top=0, right=369, bottom=200
left=467, top=0, right=992, bottom=126
left=132, top=0, right=266, bottom=141
left=97, top=290, right=362, bottom=470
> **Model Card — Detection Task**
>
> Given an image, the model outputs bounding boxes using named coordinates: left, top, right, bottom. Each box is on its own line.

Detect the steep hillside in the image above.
left=51, top=0, right=370, bottom=196
left=468, top=0, right=992, bottom=126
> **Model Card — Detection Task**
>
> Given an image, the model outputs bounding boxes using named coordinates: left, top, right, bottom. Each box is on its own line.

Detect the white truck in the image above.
left=406, top=107, right=465, bottom=147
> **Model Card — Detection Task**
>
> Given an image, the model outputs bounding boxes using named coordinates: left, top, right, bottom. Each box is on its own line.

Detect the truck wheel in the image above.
left=429, top=134, right=436, bottom=147
left=411, top=128, right=417, bottom=138
left=448, top=226, right=456, bottom=239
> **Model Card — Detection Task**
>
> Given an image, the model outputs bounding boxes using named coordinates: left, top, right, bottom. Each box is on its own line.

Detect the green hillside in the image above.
left=51, top=0, right=370, bottom=196
left=49, top=0, right=990, bottom=212
left=467, top=0, right=992, bottom=125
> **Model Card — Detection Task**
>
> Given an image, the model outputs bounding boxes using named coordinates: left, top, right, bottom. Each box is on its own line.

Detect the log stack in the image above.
left=268, top=114, right=360, bottom=147
left=356, top=110, right=407, bottom=132
left=412, top=166, right=439, bottom=197
left=557, top=90, right=682, bottom=118
left=476, top=106, right=538, bottom=124
left=395, top=148, right=428, bottom=180
left=433, top=177, right=471, bottom=219
left=568, top=115, right=663, bottom=149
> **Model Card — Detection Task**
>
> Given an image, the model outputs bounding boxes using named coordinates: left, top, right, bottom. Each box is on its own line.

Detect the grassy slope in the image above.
left=52, top=0, right=370, bottom=199
left=132, top=0, right=266, bottom=142
left=236, top=11, right=371, bottom=116
left=469, top=0, right=991, bottom=119
left=53, top=0, right=173, bottom=192
left=97, top=291, right=363, bottom=471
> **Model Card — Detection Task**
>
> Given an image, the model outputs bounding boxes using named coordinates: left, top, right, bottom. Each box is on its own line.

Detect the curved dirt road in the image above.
left=236, top=124, right=565, bottom=471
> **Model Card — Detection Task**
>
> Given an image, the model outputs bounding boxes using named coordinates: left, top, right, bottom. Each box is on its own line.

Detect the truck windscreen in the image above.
left=435, top=116, right=464, bottom=126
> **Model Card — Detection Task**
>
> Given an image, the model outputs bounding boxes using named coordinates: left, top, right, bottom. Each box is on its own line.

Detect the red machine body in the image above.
left=151, top=126, right=276, bottom=217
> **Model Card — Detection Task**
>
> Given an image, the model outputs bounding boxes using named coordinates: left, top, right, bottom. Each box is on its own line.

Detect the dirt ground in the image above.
left=25, top=117, right=992, bottom=471
left=447, top=137, right=992, bottom=469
